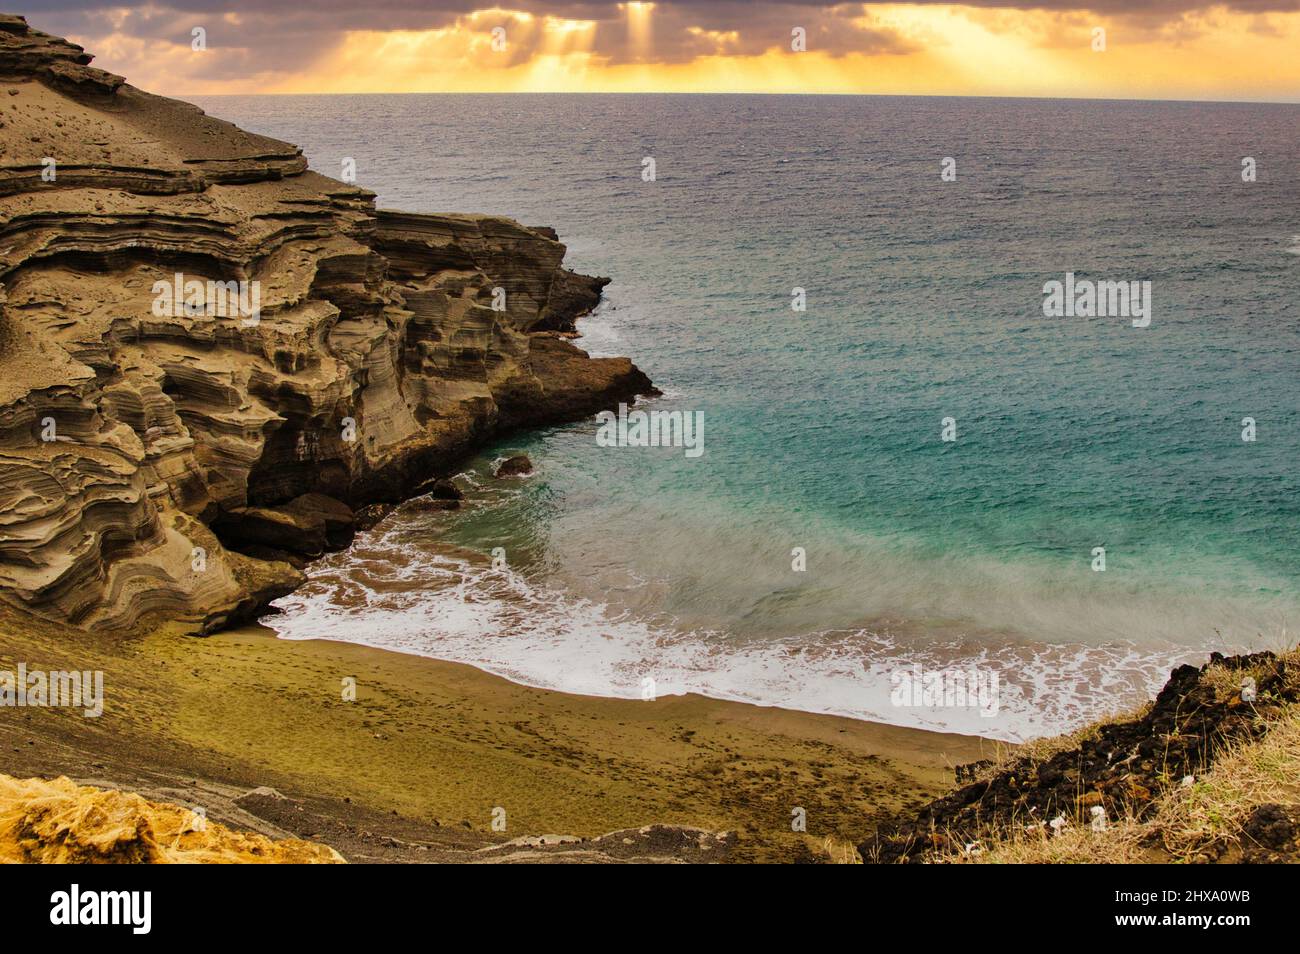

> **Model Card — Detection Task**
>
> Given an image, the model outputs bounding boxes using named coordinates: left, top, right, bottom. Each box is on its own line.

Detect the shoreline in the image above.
left=0, top=603, right=995, bottom=862
left=266, top=487, right=1199, bottom=745
left=268, top=617, right=1026, bottom=743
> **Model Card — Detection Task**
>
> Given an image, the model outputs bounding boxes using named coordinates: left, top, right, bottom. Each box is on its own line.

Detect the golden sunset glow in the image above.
left=54, top=4, right=1300, bottom=102
left=625, top=1, right=655, bottom=60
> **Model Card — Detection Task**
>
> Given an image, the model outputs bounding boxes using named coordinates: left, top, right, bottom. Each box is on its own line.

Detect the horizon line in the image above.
left=183, top=90, right=1300, bottom=107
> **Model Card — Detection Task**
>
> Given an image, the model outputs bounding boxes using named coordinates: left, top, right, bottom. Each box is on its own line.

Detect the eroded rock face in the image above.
left=0, top=16, right=653, bottom=634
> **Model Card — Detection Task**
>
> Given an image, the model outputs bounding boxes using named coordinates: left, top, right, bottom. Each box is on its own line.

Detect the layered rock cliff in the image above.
left=0, top=15, right=653, bottom=634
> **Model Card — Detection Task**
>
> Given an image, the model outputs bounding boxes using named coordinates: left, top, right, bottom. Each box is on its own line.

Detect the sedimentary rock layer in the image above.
left=0, top=15, right=653, bottom=634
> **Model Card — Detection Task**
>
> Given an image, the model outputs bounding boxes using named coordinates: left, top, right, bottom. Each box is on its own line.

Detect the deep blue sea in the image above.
left=196, top=94, right=1300, bottom=739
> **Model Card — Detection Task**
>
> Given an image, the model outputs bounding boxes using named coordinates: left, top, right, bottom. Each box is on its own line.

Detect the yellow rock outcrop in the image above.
left=0, top=773, right=343, bottom=863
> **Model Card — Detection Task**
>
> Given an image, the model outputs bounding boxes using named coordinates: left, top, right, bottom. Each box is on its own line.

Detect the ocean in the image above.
left=195, top=93, right=1300, bottom=740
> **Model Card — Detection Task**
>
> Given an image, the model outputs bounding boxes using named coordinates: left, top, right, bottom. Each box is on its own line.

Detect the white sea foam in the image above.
left=268, top=530, right=1208, bottom=742
left=570, top=299, right=624, bottom=358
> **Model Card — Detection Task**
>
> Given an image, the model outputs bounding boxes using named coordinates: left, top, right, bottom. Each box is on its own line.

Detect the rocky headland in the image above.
left=0, top=14, right=653, bottom=635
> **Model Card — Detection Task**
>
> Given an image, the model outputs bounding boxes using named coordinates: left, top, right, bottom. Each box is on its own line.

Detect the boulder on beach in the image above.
left=494, top=455, right=534, bottom=478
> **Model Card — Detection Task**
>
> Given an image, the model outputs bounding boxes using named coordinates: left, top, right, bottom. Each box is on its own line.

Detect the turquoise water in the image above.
left=199, top=94, right=1300, bottom=738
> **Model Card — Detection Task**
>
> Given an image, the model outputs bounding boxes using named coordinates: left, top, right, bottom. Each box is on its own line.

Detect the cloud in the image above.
left=27, top=2, right=931, bottom=85
left=36, top=1, right=1298, bottom=78
left=23, top=1, right=1300, bottom=96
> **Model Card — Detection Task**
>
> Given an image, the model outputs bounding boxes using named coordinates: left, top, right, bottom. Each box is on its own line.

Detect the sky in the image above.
left=25, top=2, right=1300, bottom=101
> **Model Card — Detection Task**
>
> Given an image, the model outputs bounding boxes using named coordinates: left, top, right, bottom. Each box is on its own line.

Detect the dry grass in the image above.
left=822, top=835, right=864, bottom=864
left=1199, top=652, right=1294, bottom=704
left=1153, top=712, right=1300, bottom=861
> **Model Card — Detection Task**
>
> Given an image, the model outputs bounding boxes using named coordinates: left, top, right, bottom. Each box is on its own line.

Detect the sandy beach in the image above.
left=0, top=602, right=993, bottom=862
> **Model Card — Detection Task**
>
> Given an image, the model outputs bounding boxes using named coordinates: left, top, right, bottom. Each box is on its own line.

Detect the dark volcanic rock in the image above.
left=282, top=493, right=356, bottom=550
left=1241, top=803, right=1296, bottom=852
left=862, top=651, right=1299, bottom=864
left=215, top=506, right=330, bottom=559
left=531, top=268, right=612, bottom=334
left=423, top=478, right=464, bottom=501
left=494, top=455, right=534, bottom=478
left=500, top=335, right=660, bottom=430
left=1239, top=802, right=1300, bottom=863
left=353, top=503, right=394, bottom=532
